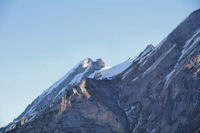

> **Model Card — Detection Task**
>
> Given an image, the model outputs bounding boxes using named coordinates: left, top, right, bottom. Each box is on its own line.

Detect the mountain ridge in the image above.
left=1, top=9, right=200, bottom=133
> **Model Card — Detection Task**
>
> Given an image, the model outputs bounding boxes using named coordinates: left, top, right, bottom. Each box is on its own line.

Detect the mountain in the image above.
left=1, top=9, right=200, bottom=133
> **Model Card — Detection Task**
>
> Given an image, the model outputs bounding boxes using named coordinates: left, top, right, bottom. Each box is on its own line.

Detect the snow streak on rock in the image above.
left=89, top=59, right=134, bottom=80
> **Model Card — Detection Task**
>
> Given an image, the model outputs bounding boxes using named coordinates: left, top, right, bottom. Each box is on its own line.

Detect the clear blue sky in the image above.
left=0, top=0, right=199, bottom=127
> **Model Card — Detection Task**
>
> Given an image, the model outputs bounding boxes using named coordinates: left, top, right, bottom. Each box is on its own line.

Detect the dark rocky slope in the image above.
left=1, top=9, right=200, bottom=133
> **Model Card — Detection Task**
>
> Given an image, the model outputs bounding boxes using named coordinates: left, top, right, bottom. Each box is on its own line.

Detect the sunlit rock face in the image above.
left=1, top=9, right=200, bottom=133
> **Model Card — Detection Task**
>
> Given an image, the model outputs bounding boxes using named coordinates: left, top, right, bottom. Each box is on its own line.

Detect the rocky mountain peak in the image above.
left=1, top=9, right=200, bottom=133
left=80, top=58, right=105, bottom=70
left=81, top=58, right=92, bottom=68
left=137, top=44, right=155, bottom=59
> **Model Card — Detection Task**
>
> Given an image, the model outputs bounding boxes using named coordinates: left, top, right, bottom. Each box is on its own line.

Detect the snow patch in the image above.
left=150, top=128, right=156, bottom=133
left=89, top=45, right=154, bottom=80
left=55, top=86, right=67, bottom=98
left=166, top=69, right=175, bottom=84
left=173, top=84, right=179, bottom=98
left=122, top=68, right=133, bottom=79
left=138, top=45, right=154, bottom=59
left=41, top=61, right=81, bottom=96
left=132, top=77, right=138, bottom=82
left=89, top=59, right=134, bottom=80
left=182, top=29, right=200, bottom=52
left=135, top=45, right=154, bottom=63
left=69, top=61, right=92, bottom=85
left=179, top=30, right=200, bottom=61
left=143, top=44, right=176, bottom=77
left=27, top=115, right=36, bottom=123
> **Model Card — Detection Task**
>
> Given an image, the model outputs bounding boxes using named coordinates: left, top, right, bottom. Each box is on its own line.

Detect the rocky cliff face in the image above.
left=1, top=9, right=200, bottom=133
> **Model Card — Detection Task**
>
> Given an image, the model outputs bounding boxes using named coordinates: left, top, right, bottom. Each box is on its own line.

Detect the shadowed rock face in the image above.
left=118, top=9, right=200, bottom=133
left=1, top=9, right=200, bottom=133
